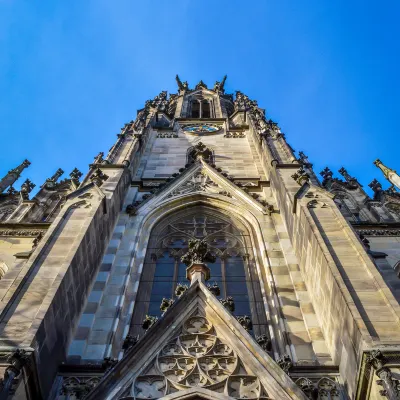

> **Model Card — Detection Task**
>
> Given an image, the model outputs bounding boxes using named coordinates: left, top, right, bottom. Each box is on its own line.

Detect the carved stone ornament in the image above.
left=291, top=168, right=310, bottom=186
left=60, top=376, right=101, bottom=399
left=277, top=354, right=293, bottom=375
left=181, top=239, right=216, bottom=267
left=294, top=377, right=340, bottom=400
left=90, top=168, right=109, bottom=187
left=187, top=142, right=213, bottom=164
left=131, top=315, right=271, bottom=399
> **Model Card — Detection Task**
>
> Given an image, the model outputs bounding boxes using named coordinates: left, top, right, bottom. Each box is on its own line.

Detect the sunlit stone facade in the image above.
left=0, top=76, right=400, bottom=399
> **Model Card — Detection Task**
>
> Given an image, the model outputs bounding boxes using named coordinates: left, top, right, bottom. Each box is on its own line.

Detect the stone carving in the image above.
left=167, top=172, right=216, bottom=198
left=90, top=168, right=108, bottom=187
left=338, top=167, right=356, bottom=183
left=369, top=178, right=383, bottom=201
left=148, top=91, right=169, bottom=113
left=181, top=239, right=216, bottom=267
left=60, top=376, right=101, bottom=399
left=366, top=350, right=400, bottom=399
left=160, top=298, right=174, bottom=315
left=291, top=168, right=310, bottom=185
left=102, top=357, right=118, bottom=370
left=44, top=168, right=64, bottom=190
left=298, top=151, right=313, bottom=168
left=20, top=179, right=35, bottom=200
left=156, top=133, right=178, bottom=138
left=213, top=75, right=227, bottom=94
left=357, top=228, right=400, bottom=236
left=0, top=349, right=30, bottom=397
left=294, top=377, right=340, bottom=400
left=142, top=315, right=158, bottom=331
left=70, top=168, right=83, bottom=186
left=176, top=75, right=189, bottom=91
left=277, top=354, right=293, bottom=375
left=187, top=142, right=213, bottom=164
left=123, top=334, right=139, bottom=351
left=255, top=334, right=272, bottom=353
left=236, top=316, right=252, bottom=331
left=320, top=167, right=333, bottom=186
left=175, top=283, right=189, bottom=297
left=224, top=132, right=246, bottom=139
left=195, top=80, right=208, bottom=90
left=0, top=229, right=47, bottom=238
left=220, top=297, right=235, bottom=312
left=132, top=315, right=270, bottom=399
left=93, top=151, right=104, bottom=165
left=207, top=282, right=221, bottom=296
left=126, top=204, right=138, bottom=216
left=374, top=159, right=400, bottom=190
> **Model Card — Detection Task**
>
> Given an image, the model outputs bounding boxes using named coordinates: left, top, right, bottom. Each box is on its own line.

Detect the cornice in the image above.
left=0, top=223, right=51, bottom=237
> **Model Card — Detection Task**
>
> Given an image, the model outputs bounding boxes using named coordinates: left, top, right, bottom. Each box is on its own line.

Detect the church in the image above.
left=0, top=76, right=400, bottom=399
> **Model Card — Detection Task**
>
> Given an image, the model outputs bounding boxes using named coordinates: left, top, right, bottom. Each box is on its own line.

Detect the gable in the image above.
left=85, top=282, right=307, bottom=400
left=138, top=160, right=271, bottom=216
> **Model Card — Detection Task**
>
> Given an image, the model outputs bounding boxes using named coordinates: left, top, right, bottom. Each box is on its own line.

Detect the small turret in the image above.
left=43, top=168, right=64, bottom=190
left=374, top=159, right=400, bottom=190
left=0, top=159, right=31, bottom=193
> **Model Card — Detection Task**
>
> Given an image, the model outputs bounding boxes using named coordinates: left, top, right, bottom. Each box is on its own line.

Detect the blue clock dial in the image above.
left=183, top=124, right=220, bottom=134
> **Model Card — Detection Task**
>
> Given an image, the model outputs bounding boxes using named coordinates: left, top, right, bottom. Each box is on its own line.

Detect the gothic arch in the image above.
left=128, top=192, right=279, bottom=354
left=130, top=200, right=270, bottom=338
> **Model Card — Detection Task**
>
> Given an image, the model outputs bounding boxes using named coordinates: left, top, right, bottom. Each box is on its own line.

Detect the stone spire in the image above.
left=43, top=168, right=64, bottom=190
left=0, top=159, right=31, bottom=193
left=374, top=159, right=400, bottom=190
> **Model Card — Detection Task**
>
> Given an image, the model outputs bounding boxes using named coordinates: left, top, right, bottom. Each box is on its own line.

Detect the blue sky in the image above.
left=1, top=0, right=399, bottom=195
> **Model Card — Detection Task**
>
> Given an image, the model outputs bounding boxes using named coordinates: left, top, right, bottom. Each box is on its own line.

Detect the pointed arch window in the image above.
left=129, top=209, right=267, bottom=338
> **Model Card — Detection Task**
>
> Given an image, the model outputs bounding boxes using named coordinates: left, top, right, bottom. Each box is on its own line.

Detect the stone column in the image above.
left=186, top=262, right=210, bottom=285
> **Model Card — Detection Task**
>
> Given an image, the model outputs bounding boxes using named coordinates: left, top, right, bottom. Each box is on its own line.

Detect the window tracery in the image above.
left=130, top=208, right=268, bottom=338
left=132, top=315, right=271, bottom=400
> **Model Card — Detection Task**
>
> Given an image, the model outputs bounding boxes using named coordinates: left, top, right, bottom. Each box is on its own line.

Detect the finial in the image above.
left=176, top=75, right=188, bottom=91
left=298, top=151, right=313, bottom=168
left=320, top=167, right=333, bottom=181
left=20, top=179, right=35, bottom=200
left=369, top=178, right=383, bottom=201
left=69, top=168, right=82, bottom=187
left=93, top=152, right=104, bottom=165
left=44, top=168, right=64, bottom=190
left=8, top=159, right=31, bottom=175
left=374, top=159, right=400, bottom=190
left=338, top=167, right=356, bottom=183
left=213, top=75, right=227, bottom=94
left=90, top=168, right=108, bottom=187
left=181, top=239, right=216, bottom=284
left=0, top=159, right=31, bottom=193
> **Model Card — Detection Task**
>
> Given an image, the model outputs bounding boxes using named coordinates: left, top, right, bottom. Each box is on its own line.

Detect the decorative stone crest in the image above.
left=277, top=354, right=293, bottom=375
left=255, top=334, right=272, bottom=353
left=220, top=297, right=235, bottom=312
left=61, top=376, right=101, bottom=399
left=187, top=142, right=213, bottom=164
left=131, top=315, right=270, bottom=400
left=181, top=239, right=216, bottom=268
left=70, top=168, right=83, bottom=187
left=291, top=168, right=310, bottom=185
left=90, top=168, right=108, bottom=187
left=44, top=168, right=64, bottom=190
left=20, top=179, right=35, bottom=200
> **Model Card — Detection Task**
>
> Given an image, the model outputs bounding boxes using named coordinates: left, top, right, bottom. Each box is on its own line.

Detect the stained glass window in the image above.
left=130, top=209, right=268, bottom=337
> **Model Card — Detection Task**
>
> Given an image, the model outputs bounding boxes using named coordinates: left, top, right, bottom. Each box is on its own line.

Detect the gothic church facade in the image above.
left=0, top=76, right=400, bottom=399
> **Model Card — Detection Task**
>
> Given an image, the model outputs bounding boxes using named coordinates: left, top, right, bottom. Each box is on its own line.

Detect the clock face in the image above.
left=183, top=124, right=220, bottom=134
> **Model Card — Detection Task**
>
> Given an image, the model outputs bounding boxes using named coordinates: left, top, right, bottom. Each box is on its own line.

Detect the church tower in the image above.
left=1, top=77, right=400, bottom=400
